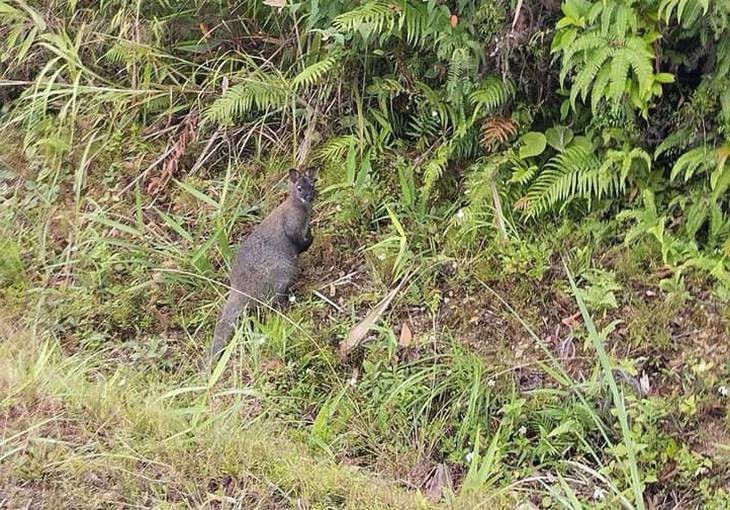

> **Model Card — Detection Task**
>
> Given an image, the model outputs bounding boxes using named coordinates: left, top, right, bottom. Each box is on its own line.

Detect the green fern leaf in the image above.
left=599, top=2, right=615, bottom=36
left=469, top=76, right=514, bottom=114
left=608, top=51, right=631, bottom=104
left=205, top=75, right=289, bottom=124
left=519, top=138, right=640, bottom=217
left=654, top=128, right=690, bottom=158
left=612, top=4, right=632, bottom=38
left=291, top=57, right=337, bottom=89
left=670, top=146, right=713, bottom=182
left=402, top=1, right=430, bottom=46
left=572, top=46, right=614, bottom=107
left=591, top=64, right=613, bottom=111
left=315, top=135, right=358, bottom=163
left=332, top=1, right=395, bottom=36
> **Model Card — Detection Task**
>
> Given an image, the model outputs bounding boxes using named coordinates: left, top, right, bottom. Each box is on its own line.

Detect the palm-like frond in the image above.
left=332, top=1, right=397, bottom=37
left=292, top=57, right=338, bottom=89
left=205, top=74, right=290, bottom=124
left=554, top=0, right=669, bottom=113
left=469, top=76, right=514, bottom=115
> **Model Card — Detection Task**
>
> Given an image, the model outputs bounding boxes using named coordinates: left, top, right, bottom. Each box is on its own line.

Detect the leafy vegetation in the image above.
left=1, top=0, right=729, bottom=508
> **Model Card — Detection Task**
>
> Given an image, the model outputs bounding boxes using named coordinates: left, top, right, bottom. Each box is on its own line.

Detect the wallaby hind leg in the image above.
left=210, top=290, right=247, bottom=362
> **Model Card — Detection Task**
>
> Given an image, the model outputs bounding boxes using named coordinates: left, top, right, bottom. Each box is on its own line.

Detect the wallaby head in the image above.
left=288, top=168, right=316, bottom=206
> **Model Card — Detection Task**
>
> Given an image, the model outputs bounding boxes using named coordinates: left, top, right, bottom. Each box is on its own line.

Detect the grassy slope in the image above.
left=2, top=322, right=517, bottom=509
left=1, top=131, right=730, bottom=508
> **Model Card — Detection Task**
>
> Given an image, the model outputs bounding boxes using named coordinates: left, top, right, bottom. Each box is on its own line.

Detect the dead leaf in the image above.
left=263, top=0, right=286, bottom=6
left=399, top=321, right=412, bottom=347
left=450, top=15, right=458, bottom=28
left=261, top=357, right=284, bottom=373
left=338, top=272, right=412, bottom=358
left=425, top=463, right=451, bottom=503
left=147, top=112, right=199, bottom=195
left=561, top=311, right=580, bottom=328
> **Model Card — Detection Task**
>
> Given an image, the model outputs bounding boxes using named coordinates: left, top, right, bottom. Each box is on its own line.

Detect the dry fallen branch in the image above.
left=338, top=271, right=413, bottom=358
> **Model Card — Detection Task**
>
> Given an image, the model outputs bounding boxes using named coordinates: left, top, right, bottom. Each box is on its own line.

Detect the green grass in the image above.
left=2, top=1, right=730, bottom=507
left=0, top=326, right=444, bottom=509
left=0, top=139, right=727, bottom=508
left=2, top=131, right=730, bottom=507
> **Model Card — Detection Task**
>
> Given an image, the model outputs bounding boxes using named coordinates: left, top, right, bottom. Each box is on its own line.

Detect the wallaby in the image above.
left=210, top=168, right=316, bottom=361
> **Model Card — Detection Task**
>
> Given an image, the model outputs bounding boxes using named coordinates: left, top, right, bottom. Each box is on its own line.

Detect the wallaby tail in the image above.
left=210, top=290, right=247, bottom=364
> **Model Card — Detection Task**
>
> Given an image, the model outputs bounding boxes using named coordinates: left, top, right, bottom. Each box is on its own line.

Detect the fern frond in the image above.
left=420, top=141, right=454, bottom=201
left=469, top=75, right=514, bottom=115
left=291, top=57, right=337, bottom=89
left=414, top=81, right=455, bottom=126
left=612, top=4, right=633, bottom=38
left=520, top=143, right=606, bottom=217
left=104, top=42, right=134, bottom=65
left=599, top=2, right=616, bottom=36
left=591, top=64, right=612, bottom=112
left=625, top=37, right=654, bottom=94
left=508, top=159, right=538, bottom=185
left=333, top=1, right=396, bottom=37
left=406, top=114, right=440, bottom=141
left=670, top=146, right=714, bottom=182
left=447, top=47, right=476, bottom=103
left=401, top=0, right=431, bottom=46
left=659, top=0, right=708, bottom=25
left=480, top=116, right=518, bottom=149
left=315, top=135, right=358, bottom=163
left=561, top=33, right=607, bottom=78
left=608, top=50, right=631, bottom=104
left=463, top=153, right=513, bottom=237
left=654, top=128, right=691, bottom=159
left=572, top=46, right=615, bottom=106
left=205, top=75, right=289, bottom=124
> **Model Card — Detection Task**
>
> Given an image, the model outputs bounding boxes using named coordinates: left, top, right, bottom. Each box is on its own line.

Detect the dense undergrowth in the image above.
left=1, top=0, right=730, bottom=508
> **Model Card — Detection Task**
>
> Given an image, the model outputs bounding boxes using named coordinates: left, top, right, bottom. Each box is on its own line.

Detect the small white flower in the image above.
left=719, top=385, right=728, bottom=397
left=592, top=487, right=606, bottom=501
left=695, top=466, right=709, bottom=476
left=348, top=375, right=358, bottom=386
left=431, top=110, right=439, bottom=117
left=118, top=378, right=126, bottom=386
left=377, top=253, right=386, bottom=261
left=487, top=379, right=496, bottom=387
left=518, top=425, right=527, bottom=436
left=289, top=294, right=296, bottom=303
left=465, top=451, right=474, bottom=463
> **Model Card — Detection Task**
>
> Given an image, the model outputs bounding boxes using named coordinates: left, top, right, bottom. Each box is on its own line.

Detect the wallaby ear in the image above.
left=288, top=169, right=300, bottom=182
left=304, top=167, right=317, bottom=180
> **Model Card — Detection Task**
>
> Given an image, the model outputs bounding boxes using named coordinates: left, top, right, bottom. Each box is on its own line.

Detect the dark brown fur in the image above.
left=210, top=169, right=315, bottom=360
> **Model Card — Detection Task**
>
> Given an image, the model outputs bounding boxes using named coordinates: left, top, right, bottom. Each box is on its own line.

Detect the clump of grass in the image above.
left=0, top=326, right=451, bottom=509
